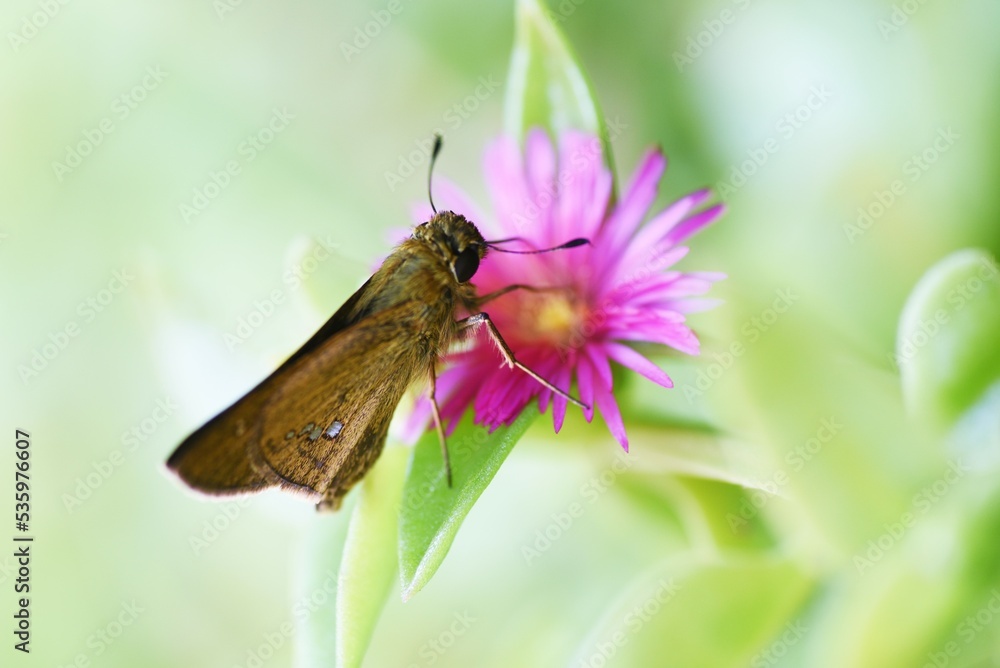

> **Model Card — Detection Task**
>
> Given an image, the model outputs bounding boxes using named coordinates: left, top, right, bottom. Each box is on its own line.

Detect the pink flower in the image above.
left=410, top=129, right=725, bottom=450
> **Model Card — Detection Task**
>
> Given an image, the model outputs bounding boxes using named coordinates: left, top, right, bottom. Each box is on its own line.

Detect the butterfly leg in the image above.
left=428, top=364, right=453, bottom=487
left=457, top=312, right=589, bottom=410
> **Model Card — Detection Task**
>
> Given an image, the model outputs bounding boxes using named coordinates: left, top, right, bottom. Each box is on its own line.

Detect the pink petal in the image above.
left=584, top=344, right=613, bottom=389
left=551, top=363, right=572, bottom=433
left=607, top=304, right=687, bottom=323
left=528, top=351, right=562, bottom=416
left=609, top=323, right=700, bottom=355
left=402, top=395, right=432, bottom=443
left=525, top=129, right=557, bottom=227
left=664, top=203, right=726, bottom=246
left=594, top=386, right=629, bottom=452
left=598, top=148, right=665, bottom=254
left=624, top=273, right=718, bottom=304
left=630, top=188, right=712, bottom=252
left=576, top=356, right=595, bottom=422
left=537, top=386, right=552, bottom=414
left=484, top=136, right=531, bottom=235
left=662, top=298, right=724, bottom=313
left=606, top=342, right=673, bottom=388
left=582, top=169, right=614, bottom=238
left=476, top=367, right=521, bottom=424
left=608, top=246, right=690, bottom=291
left=554, top=131, right=608, bottom=242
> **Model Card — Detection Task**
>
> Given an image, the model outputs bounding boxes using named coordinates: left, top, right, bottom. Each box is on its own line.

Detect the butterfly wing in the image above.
left=249, top=300, right=429, bottom=509
left=166, top=276, right=413, bottom=502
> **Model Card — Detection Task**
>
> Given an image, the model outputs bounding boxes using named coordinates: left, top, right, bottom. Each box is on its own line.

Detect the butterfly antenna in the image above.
left=486, top=237, right=590, bottom=254
left=428, top=133, right=443, bottom=215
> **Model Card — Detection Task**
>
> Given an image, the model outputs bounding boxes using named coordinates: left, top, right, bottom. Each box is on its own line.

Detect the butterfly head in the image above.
left=414, top=211, right=488, bottom=284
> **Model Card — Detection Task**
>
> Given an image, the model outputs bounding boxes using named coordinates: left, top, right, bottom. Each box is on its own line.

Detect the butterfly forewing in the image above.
left=167, top=275, right=409, bottom=502
left=251, top=301, right=430, bottom=509
left=165, top=383, right=275, bottom=495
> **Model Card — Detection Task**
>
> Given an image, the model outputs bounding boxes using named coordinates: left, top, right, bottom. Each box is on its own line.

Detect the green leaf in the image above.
left=818, top=475, right=1000, bottom=668
left=504, top=0, right=615, bottom=182
left=567, top=556, right=813, bottom=667
left=897, top=249, right=1000, bottom=425
left=296, top=500, right=356, bottom=668
left=398, top=406, right=539, bottom=600
left=335, top=446, right=408, bottom=668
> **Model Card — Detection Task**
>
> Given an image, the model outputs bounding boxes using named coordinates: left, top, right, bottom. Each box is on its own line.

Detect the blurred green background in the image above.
left=3, top=0, right=1000, bottom=666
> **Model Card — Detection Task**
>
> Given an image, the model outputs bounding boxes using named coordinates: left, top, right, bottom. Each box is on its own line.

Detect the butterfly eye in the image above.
left=452, top=247, right=480, bottom=283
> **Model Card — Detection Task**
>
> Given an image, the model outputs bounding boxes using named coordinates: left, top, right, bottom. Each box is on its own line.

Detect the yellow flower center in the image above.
left=508, top=290, right=587, bottom=349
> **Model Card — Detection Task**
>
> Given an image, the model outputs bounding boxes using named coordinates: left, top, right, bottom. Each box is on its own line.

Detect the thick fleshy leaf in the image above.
left=398, top=406, right=539, bottom=600
left=817, top=474, right=1000, bottom=668
left=504, top=0, right=616, bottom=185
left=897, top=249, right=1000, bottom=425
left=567, top=556, right=813, bottom=667
left=335, top=446, right=408, bottom=668
left=296, top=499, right=357, bottom=668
